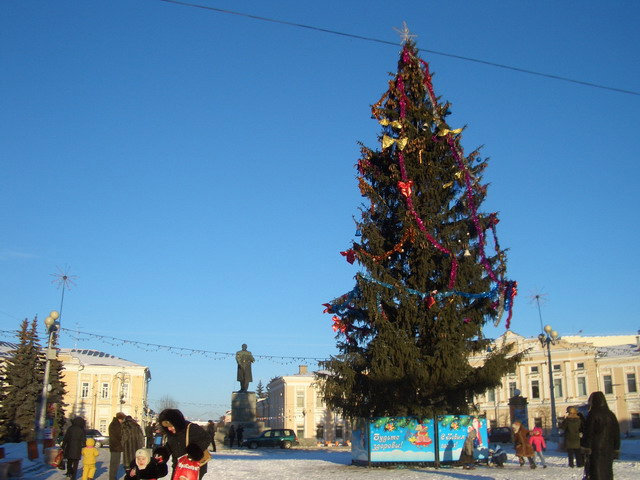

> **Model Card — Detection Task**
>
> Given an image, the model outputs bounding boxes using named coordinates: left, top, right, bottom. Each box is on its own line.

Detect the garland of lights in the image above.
left=0, top=328, right=326, bottom=364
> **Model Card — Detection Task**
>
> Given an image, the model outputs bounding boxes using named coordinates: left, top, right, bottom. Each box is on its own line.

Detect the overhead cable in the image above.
left=155, top=0, right=639, bottom=96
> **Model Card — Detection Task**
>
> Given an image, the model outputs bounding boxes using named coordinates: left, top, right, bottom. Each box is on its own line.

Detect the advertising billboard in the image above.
left=437, top=415, right=489, bottom=462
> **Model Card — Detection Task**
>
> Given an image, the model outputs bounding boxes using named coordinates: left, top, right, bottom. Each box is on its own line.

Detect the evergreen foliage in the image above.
left=256, top=380, right=266, bottom=398
left=319, top=40, right=522, bottom=419
left=46, top=330, right=67, bottom=438
left=0, top=318, right=43, bottom=441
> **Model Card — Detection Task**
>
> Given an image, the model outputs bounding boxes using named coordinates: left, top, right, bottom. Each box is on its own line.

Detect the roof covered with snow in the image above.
left=60, top=348, right=146, bottom=368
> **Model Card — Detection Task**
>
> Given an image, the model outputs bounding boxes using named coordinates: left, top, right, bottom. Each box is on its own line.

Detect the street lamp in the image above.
left=538, top=324, right=560, bottom=439
left=37, top=310, right=60, bottom=444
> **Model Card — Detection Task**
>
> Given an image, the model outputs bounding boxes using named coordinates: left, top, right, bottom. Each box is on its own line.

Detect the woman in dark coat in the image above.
left=62, top=416, right=86, bottom=480
left=158, top=409, right=211, bottom=480
left=562, top=406, right=584, bottom=467
left=121, top=416, right=145, bottom=476
left=582, top=391, right=620, bottom=480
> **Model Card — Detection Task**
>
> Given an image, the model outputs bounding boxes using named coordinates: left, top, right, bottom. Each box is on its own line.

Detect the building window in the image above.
left=631, top=413, right=640, bottom=429
left=316, top=424, right=324, bottom=440
left=577, top=377, right=587, bottom=396
left=627, top=373, right=637, bottom=393
left=509, top=382, right=517, bottom=398
left=576, top=362, right=584, bottom=370
left=81, top=382, right=90, bottom=398
left=335, top=425, right=344, bottom=439
left=101, top=383, right=110, bottom=399
left=296, top=424, right=304, bottom=439
left=553, top=364, right=561, bottom=372
left=534, top=417, right=543, bottom=428
left=99, top=419, right=107, bottom=434
left=530, top=366, right=539, bottom=373
left=531, top=380, right=540, bottom=399
left=296, top=390, right=305, bottom=408
left=487, top=389, right=496, bottom=402
left=604, top=375, right=613, bottom=394
left=316, top=391, right=324, bottom=408
left=553, top=378, right=563, bottom=398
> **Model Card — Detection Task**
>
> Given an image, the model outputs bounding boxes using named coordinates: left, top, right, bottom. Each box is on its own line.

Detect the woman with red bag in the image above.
left=158, top=409, right=211, bottom=480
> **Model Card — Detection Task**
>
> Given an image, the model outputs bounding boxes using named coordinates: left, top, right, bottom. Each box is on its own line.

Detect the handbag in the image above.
left=185, top=423, right=211, bottom=465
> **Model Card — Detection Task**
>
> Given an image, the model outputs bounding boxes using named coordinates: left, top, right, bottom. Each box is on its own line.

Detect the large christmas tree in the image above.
left=319, top=37, right=521, bottom=419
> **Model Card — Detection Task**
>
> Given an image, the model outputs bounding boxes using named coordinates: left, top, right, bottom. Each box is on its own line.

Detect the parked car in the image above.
left=488, top=426, right=512, bottom=443
left=242, top=429, right=298, bottom=449
left=85, top=429, right=109, bottom=448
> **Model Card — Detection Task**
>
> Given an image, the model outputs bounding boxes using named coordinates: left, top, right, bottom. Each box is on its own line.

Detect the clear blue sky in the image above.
left=1, top=1, right=639, bottom=420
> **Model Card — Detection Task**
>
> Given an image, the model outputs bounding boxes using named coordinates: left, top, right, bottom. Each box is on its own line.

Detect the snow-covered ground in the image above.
left=3, top=439, right=640, bottom=479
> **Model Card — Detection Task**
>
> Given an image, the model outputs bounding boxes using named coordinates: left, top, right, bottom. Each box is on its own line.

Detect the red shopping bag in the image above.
left=172, top=454, right=200, bottom=480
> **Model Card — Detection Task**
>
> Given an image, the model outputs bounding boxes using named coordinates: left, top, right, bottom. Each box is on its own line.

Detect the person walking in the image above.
left=582, top=391, right=620, bottom=480
left=158, top=408, right=211, bottom=480
left=121, top=416, right=145, bottom=477
left=80, top=438, right=100, bottom=480
left=236, top=425, right=244, bottom=448
left=512, top=421, right=536, bottom=469
left=562, top=406, right=585, bottom=468
left=227, top=425, right=236, bottom=448
left=206, top=420, right=217, bottom=452
left=62, top=416, right=86, bottom=480
left=144, top=423, right=155, bottom=449
left=529, top=427, right=547, bottom=468
left=459, top=427, right=476, bottom=469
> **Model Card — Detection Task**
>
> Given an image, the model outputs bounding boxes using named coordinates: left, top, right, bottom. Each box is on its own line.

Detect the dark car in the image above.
left=488, top=426, right=512, bottom=443
left=86, top=429, right=109, bottom=448
left=242, top=429, right=298, bottom=449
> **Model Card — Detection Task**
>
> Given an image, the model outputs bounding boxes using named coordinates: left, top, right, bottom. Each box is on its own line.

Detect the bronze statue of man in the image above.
left=235, top=344, right=255, bottom=392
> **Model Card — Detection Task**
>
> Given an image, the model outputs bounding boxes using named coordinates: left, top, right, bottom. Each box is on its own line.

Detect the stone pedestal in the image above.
left=215, top=391, right=263, bottom=448
left=231, top=391, right=256, bottom=423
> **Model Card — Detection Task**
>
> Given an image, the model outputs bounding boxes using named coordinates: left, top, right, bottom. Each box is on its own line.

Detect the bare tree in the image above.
left=157, top=395, right=178, bottom=411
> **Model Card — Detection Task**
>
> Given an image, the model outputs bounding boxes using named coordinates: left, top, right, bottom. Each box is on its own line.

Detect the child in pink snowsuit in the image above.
left=529, top=427, right=547, bottom=468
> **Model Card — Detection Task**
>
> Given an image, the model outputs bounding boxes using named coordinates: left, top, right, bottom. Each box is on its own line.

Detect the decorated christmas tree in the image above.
left=319, top=34, right=522, bottom=419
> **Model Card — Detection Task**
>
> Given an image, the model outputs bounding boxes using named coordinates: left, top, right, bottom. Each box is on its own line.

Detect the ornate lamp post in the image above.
left=37, top=310, right=60, bottom=442
left=538, top=324, right=560, bottom=439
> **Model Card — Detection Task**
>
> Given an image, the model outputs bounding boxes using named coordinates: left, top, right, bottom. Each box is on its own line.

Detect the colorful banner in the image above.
left=437, top=415, right=489, bottom=462
left=351, top=418, right=369, bottom=462
left=368, top=417, right=436, bottom=462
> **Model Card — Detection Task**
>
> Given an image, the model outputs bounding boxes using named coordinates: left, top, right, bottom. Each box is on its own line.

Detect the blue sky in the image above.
left=1, top=0, right=638, bottom=420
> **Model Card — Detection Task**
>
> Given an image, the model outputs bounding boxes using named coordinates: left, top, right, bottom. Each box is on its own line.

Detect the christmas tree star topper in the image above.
left=393, top=21, right=417, bottom=44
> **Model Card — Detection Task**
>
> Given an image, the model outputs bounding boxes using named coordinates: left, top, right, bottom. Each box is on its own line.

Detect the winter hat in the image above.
left=85, top=438, right=95, bottom=447
left=185, top=444, right=204, bottom=462
left=135, top=448, right=151, bottom=469
left=158, top=409, right=188, bottom=435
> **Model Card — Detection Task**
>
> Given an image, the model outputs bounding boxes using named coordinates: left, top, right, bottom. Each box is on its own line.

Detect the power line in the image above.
left=155, top=0, right=639, bottom=96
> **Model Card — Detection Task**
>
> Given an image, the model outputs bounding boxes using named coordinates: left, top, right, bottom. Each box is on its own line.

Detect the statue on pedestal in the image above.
left=235, top=344, right=255, bottom=392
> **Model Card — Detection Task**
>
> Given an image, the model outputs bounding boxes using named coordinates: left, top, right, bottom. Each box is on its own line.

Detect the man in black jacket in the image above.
left=108, top=412, right=125, bottom=480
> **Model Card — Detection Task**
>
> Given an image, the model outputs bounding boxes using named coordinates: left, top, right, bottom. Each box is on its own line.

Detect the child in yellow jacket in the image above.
left=81, top=438, right=100, bottom=480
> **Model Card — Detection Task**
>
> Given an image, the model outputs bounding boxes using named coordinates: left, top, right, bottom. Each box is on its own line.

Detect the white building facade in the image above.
left=261, top=366, right=350, bottom=444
